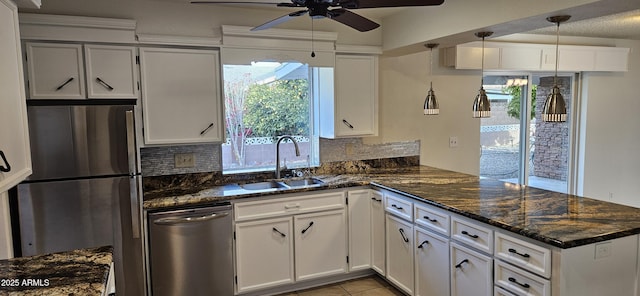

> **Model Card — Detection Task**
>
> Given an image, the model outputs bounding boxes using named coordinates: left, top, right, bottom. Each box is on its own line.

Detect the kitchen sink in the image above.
left=238, top=178, right=324, bottom=191
left=281, top=177, right=324, bottom=188
left=239, top=180, right=287, bottom=190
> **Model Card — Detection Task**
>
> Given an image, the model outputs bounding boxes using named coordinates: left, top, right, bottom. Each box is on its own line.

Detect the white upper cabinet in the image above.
left=445, top=41, right=629, bottom=72
left=0, top=0, right=32, bottom=193
left=84, top=45, right=138, bottom=99
left=139, top=47, right=223, bottom=145
left=320, top=54, right=378, bottom=138
left=26, top=42, right=85, bottom=99
left=25, top=42, right=139, bottom=100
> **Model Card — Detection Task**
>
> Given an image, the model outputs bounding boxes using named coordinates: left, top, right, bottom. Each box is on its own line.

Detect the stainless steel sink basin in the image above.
left=239, top=180, right=287, bottom=190
left=238, top=178, right=324, bottom=191
left=281, top=178, right=324, bottom=188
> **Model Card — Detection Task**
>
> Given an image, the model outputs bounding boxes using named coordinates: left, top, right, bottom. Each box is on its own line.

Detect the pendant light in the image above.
left=472, top=31, right=493, bottom=118
left=542, top=15, right=571, bottom=122
left=423, top=43, right=440, bottom=115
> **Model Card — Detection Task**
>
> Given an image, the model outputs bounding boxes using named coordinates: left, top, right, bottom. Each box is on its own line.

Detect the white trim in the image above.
left=19, top=13, right=136, bottom=30
left=222, top=25, right=337, bottom=42
left=136, top=33, right=221, bottom=47
left=14, top=0, right=40, bottom=9
left=335, top=44, right=382, bottom=55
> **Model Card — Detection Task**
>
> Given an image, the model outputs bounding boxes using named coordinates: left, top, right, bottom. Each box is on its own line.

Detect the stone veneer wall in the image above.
left=140, top=138, right=420, bottom=177
left=533, top=76, right=570, bottom=181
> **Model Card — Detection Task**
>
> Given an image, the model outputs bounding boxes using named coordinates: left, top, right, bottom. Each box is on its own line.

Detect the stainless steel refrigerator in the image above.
left=12, top=101, right=144, bottom=296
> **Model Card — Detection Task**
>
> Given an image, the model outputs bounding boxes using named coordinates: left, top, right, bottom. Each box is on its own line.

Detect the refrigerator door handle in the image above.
left=126, top=110, right=141, bottom=239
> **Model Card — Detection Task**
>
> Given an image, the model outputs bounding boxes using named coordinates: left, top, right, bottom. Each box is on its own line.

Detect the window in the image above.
left=222, top=61, right=329, bottom=173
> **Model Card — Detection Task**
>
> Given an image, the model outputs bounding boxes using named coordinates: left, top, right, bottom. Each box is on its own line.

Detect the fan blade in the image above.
left=251, top=10, right=308, bottom=31
left=339, top=0, right=444, bottom=9
left=328, top=9, right=379, bottom=32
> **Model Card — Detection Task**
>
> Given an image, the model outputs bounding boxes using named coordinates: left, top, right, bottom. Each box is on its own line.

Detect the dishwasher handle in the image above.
left=153, top=212, right=230, bottom=225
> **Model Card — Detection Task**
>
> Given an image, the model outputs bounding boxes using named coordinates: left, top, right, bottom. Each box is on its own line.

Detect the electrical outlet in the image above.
left=449, top=136, right=459, bottom=148
left=594, top=242, right=612, bottom=259
left=175, top=153, right=195, bottom=168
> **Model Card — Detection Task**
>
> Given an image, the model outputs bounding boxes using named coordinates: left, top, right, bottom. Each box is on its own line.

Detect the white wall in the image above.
left=365, top=49, right=482, bottom=175
left=22, top=0, right=382, bottom=46
left=580, top=39, right=640, bottom=206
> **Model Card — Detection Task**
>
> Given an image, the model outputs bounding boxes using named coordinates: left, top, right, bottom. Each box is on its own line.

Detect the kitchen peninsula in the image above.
left=144, top=163, right=640, bottom=296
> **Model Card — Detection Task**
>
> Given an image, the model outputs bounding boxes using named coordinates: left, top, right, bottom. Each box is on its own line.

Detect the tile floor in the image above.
left=276, top=275, right=405, bottom=296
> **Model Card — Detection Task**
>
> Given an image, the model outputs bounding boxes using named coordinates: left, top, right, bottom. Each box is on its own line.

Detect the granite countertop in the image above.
left=0, top=246, right=112, bottom=296
left=143, top=165, right=640, bottom=249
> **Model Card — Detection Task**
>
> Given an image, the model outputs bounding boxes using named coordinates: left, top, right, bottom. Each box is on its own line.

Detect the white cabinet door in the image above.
left=235, top=217, right=294, bottom=293
left=85, top=45, right=138, bottom=99
left=324, top=54, right=377, bottom=138
left=0, top=0, right=31, bottom=193
left=371, top=190, right=385, bottom=275
left=415, top=227, right=450, bottom=296
left=26, top=42, right=85, bottom=99
left=454, top=47, right=501, bottom=70
left=386, top=214, right=414, bottom=295
left=347, top=190, right=371, bottom=271
left=139, top=47, right=223, bottom=145
left=451, top=242, right=493, bottom=296
left=294, top=209, right=347, bottom=281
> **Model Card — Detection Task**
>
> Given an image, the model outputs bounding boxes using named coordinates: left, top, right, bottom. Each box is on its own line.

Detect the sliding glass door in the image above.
left=479, top=73, right=574, bottom=193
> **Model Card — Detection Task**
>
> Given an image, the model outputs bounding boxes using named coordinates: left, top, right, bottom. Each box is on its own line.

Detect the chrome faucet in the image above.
left=275, top=135, right=300, bottom=179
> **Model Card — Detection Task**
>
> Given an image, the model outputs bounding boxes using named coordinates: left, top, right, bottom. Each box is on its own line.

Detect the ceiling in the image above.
left=166, top=0, right=640, bottom=40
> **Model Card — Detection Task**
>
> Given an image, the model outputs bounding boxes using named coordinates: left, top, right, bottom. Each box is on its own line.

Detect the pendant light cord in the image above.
left=429, top=46, right=433, bottom=89
left=554, top=21, right=560, bottom=86
left=310, top=18, right=316, bottom=58
left=481, top=36, right=485, bottom=87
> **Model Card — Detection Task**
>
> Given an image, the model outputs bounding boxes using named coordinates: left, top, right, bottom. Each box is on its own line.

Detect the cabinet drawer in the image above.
left=451, top=216, right=493, bottom=254
left=414, top=203, right=450, bottom=236
left=234, top=191, right=345, bottom=221
left=494, top=260, right=551, bottom=296
left=494, top=286, right=516, bottom=296
left=384, top=191, right=413, bottom=221
left=495, top=232, right=551, bottom=278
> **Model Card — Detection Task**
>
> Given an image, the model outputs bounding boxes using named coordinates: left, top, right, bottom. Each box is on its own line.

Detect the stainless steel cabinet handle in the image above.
left=55, top=77, right=74, bottom=91
left=96, top=77, right=114, bottom=90
left=0, top=150, right=11, bottom=172
left=200, top=123, right=214, bottom=135
left=153, top=212, right=229, bottom=225
left=342, top=119, right=354, bottom=129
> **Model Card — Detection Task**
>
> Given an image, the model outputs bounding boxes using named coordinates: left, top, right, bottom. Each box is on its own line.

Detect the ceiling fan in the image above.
left=191, top=0, right=445, bottom=32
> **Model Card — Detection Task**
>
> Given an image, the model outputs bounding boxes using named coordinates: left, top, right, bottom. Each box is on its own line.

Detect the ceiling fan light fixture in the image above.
left=472, top=31, right=493, bottom=118
left=423, top=43, right=440, bottom=115
left=542, top=15, right=571, bottom=122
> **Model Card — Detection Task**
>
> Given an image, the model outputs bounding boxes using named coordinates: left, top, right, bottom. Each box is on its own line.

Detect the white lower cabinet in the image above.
left=386, top=213, right=414, bottom=295
left=414, top=226, right=450, bottom=296
left=235, top=217, right=294, bottom=293
left=370, top=190, right=385, bottom=275
left=347, top=189, right=372, bottom=272
left=494, top=260, right=550, bottom=296
left=451, top=242, right=493, bottom=296
left=294, top=209, right=347, bottom=281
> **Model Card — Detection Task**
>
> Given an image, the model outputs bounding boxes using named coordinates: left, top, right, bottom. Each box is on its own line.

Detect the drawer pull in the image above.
left=508, top=248, right=531, bottom=258
left=391, top=204, right=404, bottom=210
left=284, top=204, right=301, bottom=209
left=272, top=227, right=286, bottom=237
left=508, top=277, right=531, bottom=289
left=0, top=150, right=11, bottom=173
left=301, top=221, right=314, bottom=234
left=461, top=230, right=479, bottom=239
left=417, top=240, right=430, bottom=249
left=455, top=259, right=469, bottom=269
left=342, top=119, right=354, bottom=129
left=200, top=123, right=214, bottom=135
left=371, top=197, right=382, bottom=202
left=398, top=228, right=409, bottom=243
left=423, top=215, right=437, bottom=222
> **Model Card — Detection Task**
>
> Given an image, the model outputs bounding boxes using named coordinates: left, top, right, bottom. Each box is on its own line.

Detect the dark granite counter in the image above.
left=0, top=246, right=112, bottom=296
left=143, top=165, right=640, bottom=249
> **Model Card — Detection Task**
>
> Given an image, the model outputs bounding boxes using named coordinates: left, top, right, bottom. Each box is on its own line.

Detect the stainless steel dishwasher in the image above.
left=148, top=202, right=233, bottom=296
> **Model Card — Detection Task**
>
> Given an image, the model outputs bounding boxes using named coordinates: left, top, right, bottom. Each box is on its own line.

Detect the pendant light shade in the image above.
left=542, top=15, right=571, bottom=122
left=472, top=31, right=493, bottom=118
left=424, top=43, right=439, bottom=115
